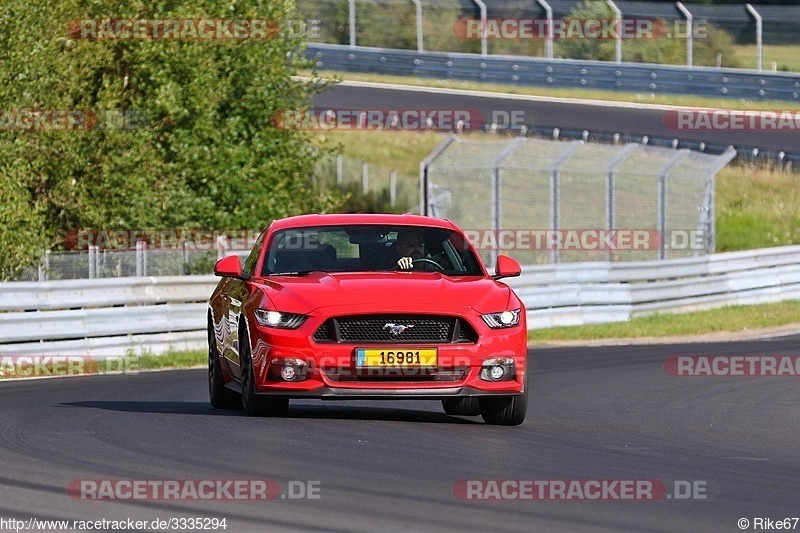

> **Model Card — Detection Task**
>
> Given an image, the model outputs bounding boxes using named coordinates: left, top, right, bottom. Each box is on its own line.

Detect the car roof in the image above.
left=268, top=213, right=457, bottom=232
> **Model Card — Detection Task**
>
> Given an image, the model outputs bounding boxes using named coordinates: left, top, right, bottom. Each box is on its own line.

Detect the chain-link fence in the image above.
left=422, top=134, right=735, bottom=265
left=313, top=152, right=418, bottom=210
left=16, top=244, right=233, bottom=282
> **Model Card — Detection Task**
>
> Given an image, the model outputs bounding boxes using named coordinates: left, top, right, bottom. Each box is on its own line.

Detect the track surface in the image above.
left=313, top=84, right=800, bottom=153
left=1, top=339, right=799, bottom=532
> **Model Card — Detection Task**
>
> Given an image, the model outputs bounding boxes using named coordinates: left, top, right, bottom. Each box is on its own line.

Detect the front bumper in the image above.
left=246, top=311, right=527, bottom=399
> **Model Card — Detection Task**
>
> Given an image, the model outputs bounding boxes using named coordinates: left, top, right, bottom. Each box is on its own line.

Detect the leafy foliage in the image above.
left=0, top=0, right=341, bottom=279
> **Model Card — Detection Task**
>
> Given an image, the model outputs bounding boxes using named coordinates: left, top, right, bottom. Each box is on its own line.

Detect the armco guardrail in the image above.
left=306, top=43, right=800, bottom=102
left=505, top=245, right=800, bottom=328
left=1, top=245, right=800, bottom=357
left=0, top=276, right=217, bottom=357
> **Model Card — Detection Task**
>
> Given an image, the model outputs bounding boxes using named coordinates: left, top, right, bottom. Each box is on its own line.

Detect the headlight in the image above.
left=481, top=309, right=521, bottom=329
left=254, top=309, right=308, bottom=329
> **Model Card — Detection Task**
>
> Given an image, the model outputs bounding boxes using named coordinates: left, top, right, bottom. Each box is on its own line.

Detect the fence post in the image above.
left=411, top=0, right=423, bottom=53
left=676, top=2, right=693, bottom=68
left=606, top=0, right=622, bottom=64
left=658, top=150, right=691, bottom=260
left=135, top=241, right=143, bottom=276
left=472, top=0, right=488, bottom=57
left=88, top=245, right=97, bottom=278
left=550, top=141, right=583, bottom=263
left=746, top=4, right=762, bottom=72
left=183, top=239, right=190, bottom=275
left=605, top=143, right=638, bottom=261
left=349, top=0, right=356, bottom=48
left=419, top=133, right=458, bottom=216
left=390, top=170, right=397, bottom=207
left=536, top=0, right=553, bottom=60
left=491, top=137, right=526, bottom=267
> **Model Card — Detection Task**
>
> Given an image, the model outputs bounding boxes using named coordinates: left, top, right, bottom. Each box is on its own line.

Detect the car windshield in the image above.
left=262, top=225, right=484, bottom=276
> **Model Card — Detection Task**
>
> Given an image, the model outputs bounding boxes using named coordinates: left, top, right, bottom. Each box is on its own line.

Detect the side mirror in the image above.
left=214, top=255, right=249, bottom=279
left=493, top=255, right=521, bottom=280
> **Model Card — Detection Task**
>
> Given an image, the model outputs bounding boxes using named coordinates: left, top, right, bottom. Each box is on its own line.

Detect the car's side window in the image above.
left=242, top=232, right=265, bottom=275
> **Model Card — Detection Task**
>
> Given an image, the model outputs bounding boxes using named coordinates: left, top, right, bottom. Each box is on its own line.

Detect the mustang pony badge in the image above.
left=383, top=323, right=414, bottom=336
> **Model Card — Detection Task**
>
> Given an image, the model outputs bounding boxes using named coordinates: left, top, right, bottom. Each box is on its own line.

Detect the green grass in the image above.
left=528, top=300, right=800, bottom=343
left=732, top=44, right=800, bottom=73
left=308, top=69, right=800, bottom=111
left=0, top=349, right=206, bottom=380
left=716, top=166, right=800, bottom=251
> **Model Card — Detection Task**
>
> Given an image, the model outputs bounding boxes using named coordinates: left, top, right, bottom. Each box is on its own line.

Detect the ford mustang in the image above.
left=208, top=214, right=528, bottom=425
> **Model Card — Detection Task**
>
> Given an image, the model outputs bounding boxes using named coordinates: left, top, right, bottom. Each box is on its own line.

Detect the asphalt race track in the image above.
left=1, top=338, right=798, bottom=532
left=313, top=83, right=800, bottom=154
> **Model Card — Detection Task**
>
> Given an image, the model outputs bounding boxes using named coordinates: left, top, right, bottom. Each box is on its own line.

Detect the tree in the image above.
left=0, top=0, right=341, bottom=279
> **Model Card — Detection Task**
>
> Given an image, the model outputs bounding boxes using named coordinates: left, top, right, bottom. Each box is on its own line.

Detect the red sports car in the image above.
left=208, top=214, right=528, bottom=425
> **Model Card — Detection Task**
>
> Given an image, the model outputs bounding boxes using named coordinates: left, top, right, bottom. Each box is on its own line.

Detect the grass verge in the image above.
left=528, top=300, right=800, bottom=343
left=0, top=349, right=206, bottom=380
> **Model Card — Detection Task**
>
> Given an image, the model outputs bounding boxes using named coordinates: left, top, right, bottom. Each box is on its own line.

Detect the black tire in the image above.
left=442, top=397, right=481, bottom=416
left=240, top=324, right=289, bottom=417
left=208, top=320, right=238, bottom=409
left=479, top=385, right=528, bottom=426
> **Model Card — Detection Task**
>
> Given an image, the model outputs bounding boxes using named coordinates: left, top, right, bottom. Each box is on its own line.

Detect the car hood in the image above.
left=255, top=272, right=512, bottom=315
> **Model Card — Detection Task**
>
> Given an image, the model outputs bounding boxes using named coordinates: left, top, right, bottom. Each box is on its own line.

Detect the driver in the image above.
left=394, top=229, right=432, bottom=270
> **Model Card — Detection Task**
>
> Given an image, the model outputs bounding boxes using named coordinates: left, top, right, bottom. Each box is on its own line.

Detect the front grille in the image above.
left=313, top=315, right=478, bottom=344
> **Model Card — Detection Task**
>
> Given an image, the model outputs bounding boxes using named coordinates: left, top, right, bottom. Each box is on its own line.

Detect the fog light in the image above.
left=280, top=365, right=297, bottom=381
left=480, top=357, right=516, bottom=382
left=269, top=358, right=308, bottom=382
left=489, top=365, right=505, bottom=380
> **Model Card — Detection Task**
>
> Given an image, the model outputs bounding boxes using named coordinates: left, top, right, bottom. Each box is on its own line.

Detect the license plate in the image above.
left=355, top=348, right=437, bottom=368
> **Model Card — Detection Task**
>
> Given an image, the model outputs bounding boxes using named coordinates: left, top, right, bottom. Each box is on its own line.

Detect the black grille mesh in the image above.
left=313, top=315, right=477, bottom=343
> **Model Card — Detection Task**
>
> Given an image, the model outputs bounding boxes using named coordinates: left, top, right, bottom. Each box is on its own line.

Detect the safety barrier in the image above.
left=1, top=244, right=799, bottom=355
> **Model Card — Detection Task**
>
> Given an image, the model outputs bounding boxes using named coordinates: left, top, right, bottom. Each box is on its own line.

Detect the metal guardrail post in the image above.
left=676, top=2, right=693, bottom=68
left=536, top=0, right=553, bottom=60
left=745, top=4, right=762, bottom=72
left=606, top=0, right=622, bottom=64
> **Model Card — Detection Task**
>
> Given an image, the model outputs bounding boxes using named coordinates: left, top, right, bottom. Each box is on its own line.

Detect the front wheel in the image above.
left=209, top=321, right=238, bottom=409
left=442, top=397, right=481, bottom=416
left=240, top=324, right=289, bottom=417
left=479, top=385, right=528, bottom=426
